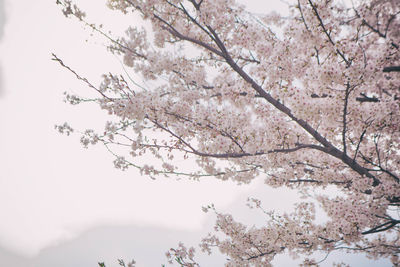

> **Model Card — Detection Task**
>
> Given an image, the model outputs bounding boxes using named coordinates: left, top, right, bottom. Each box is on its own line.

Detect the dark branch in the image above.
left=362, top=220, right=400, bottom=235
left=342, top=83, right=351, bottom=155
left=383, top=66, right=400, bottom=72
left=356, top=93, right=380, bottom=103
left=308, top=0, right=350, bottom=66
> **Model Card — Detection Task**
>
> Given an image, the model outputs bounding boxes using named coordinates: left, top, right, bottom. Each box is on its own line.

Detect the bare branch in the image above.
left=51, top=54, right=113, bottom=101
left=383, top=66, right=400, bottom=72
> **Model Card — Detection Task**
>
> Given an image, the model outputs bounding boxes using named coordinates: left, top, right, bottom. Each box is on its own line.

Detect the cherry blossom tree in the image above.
left=54, top=0, right=400, bottom=265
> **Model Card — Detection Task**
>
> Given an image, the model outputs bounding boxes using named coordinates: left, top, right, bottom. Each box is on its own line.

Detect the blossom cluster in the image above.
left=56, top=0, right=400, bottom=265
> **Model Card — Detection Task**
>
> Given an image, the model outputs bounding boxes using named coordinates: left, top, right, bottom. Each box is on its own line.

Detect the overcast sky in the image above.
left=0, top=0, right=392, bottom=266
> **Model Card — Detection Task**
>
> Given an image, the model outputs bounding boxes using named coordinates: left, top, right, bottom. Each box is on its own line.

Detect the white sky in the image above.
left=0, top=0, right=391, bottom=266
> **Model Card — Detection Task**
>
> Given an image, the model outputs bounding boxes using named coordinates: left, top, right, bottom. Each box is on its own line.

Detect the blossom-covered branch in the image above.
left=55, top=0, right=400, bottom=265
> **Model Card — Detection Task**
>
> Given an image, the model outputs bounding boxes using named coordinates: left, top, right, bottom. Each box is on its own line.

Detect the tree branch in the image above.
left=203, top=23, right=380, bottom=186
left=342, top=82, right=351, bottom=155
left=308, top=0, right=350, bottom=66
left=383, top=66, right=400, bottom=72
left=362, top=220, right=400, bottom=235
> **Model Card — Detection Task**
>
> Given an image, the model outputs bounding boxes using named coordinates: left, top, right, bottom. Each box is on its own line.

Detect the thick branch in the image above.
left=362, top=220, right=400, bottom=235
left=125, top=0, right=380, bottom=185
left=356, top=93, right=380, bottom=103
left=342, top=83, right=350, bottom=154
left=383, top=66, right=400, bottom=72
left=204, top=21, right=380, bottom=186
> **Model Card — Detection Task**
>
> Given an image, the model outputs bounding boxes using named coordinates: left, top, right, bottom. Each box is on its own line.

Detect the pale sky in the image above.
left=0, top=0, right=391, bottom=266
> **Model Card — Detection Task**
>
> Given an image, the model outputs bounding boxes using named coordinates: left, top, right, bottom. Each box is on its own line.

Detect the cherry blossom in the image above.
left=54, top=0, right=399, bottom=265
